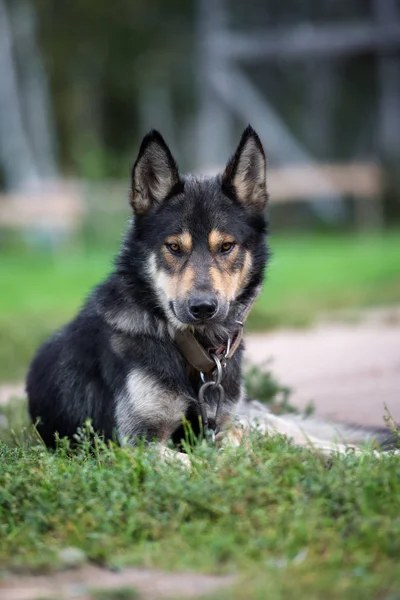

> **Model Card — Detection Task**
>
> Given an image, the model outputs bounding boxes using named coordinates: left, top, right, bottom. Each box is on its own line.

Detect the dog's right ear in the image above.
left=222, top=125, right=267, bottom=212
left=130, top=130, right=181, bottom=215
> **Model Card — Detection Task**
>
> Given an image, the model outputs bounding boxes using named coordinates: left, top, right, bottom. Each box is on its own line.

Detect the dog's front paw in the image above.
left=158, top=445, right=192, bottom=468
left=215, top=425, right=245, bottom=449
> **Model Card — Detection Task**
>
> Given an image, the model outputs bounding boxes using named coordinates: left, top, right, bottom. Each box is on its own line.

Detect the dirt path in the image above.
left=0, top=566, right=234, bottom=600
left=0, top=383, right=24, bottom=406
left=245, top=309, right=400, bottom=428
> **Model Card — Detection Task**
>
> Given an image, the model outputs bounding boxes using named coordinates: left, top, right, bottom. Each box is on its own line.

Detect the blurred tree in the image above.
left=0, top=0, right=42, bottom=189
left=33, top=0, right=193, bottom=177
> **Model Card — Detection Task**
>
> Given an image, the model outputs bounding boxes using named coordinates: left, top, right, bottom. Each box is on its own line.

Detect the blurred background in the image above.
left=0, top=0, right=399, bottom=426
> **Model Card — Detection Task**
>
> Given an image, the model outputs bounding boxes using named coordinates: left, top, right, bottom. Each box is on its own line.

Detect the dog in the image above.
left=27, top=126, right=269, bottom=458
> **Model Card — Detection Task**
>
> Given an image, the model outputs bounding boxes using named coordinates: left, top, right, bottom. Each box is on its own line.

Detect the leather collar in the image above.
left=173, top=292, right=258, bottom=373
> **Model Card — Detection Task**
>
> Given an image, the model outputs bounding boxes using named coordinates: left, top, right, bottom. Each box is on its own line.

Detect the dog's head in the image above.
left=130, top=126, right=268, bottom=331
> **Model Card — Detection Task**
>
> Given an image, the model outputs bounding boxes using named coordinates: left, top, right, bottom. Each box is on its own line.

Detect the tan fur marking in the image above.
left=210, top=265, right=240, bottom=301
left=209, top=247, right=251, bottom=302
left=160, top=232, right=194, bottom=295
left=208, top=230, right=224, bottom=253
left=157, top=264, right=195, bottom=300
left=238, top=251, right=253, bottom=289
left=179, top=232, right=192, bottom=253
left=178, top=264, right=195, bottom=297
left=161, top=246, right=176, bottom=267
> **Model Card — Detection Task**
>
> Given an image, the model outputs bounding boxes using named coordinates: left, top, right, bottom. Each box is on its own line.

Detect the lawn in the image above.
left=0, top=419, right=399, bottom=599
left=1, top=230, right=399, bottom=382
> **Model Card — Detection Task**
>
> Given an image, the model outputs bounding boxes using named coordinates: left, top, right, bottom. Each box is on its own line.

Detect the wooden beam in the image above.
left=201, top=163, right=384, bottom=229
left=215, top=22, right=400, bottom=61
left=267, top=163, right=382, bottom=203
left=0, top=182, right=83, bottom=229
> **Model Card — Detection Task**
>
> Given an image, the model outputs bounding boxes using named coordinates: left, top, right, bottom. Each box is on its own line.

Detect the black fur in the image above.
left=27, top=127, right=269, bottom=448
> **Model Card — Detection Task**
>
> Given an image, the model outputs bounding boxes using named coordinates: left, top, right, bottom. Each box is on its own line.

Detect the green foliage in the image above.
left=0, top=397, right=33, bottom=446
left=33, top=0, right=193, bottom=176
left=0, top=248, right=111, bottom=381
left=0, top=425, right=399, bottom=598
left=244, top=362, right=294, bottom=413
left=244, top=362, right=315, bottom=416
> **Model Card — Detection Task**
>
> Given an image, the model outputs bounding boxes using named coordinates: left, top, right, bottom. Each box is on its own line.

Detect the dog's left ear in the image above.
left=222, top=125, right=267, bottom=211
left=130, top=130, right=181, bottom=215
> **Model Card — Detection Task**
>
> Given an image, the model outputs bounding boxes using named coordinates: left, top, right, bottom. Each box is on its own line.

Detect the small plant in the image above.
left=90, top=586, right=140, bottom=600
left=244, top=361, right=294, bottom=414
left=382, top=403, right=400, bottom=450
left=0, top=396, right=34, bottom=446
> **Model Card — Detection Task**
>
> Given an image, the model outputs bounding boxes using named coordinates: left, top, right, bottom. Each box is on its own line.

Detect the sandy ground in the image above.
left=245, top=311, right=400, bottom=428
left=0, top=566, right=234, bottom=600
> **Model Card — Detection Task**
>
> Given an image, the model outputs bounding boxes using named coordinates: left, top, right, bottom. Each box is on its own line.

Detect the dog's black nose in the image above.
left=188, top=296, right=218, bottom=321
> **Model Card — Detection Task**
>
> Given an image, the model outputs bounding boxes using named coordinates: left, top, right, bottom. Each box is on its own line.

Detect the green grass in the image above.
left=0, top=423, right=399, bottom=599
left=0, top=230, right=400, bottom=381
left=0, top=248, right=113, bottom=382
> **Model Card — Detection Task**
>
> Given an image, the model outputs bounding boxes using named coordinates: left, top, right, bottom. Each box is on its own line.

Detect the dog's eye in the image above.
left=166, top=242, right=181, bottom=255
left=220, top=241, right=235, bottom=254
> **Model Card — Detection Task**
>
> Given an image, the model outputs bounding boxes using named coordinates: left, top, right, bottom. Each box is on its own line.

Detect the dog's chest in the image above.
left=116, top=368, right=190, bottom=441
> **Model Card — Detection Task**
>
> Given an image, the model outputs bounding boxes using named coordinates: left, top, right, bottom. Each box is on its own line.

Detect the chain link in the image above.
left=198, top=353, right=227, bottom=440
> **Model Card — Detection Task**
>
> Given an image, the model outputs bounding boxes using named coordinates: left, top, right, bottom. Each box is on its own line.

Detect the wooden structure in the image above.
left=0, top=181, right=83, bottom=232
left=0, top=163, right=383, bottom=233
left=268, top=163, right=384, bottom=229
left=196, top=0, right=399, bottom=227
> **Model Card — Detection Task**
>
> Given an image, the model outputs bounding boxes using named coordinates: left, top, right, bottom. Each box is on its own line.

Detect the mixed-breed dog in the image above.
left=26, top=127, right=397, bottom=460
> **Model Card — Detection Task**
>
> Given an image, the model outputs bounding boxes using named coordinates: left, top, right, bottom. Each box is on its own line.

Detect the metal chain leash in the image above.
left=198, top=340, right=231, bottom=442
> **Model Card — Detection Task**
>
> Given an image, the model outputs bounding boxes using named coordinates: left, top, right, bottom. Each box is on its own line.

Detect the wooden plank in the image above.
left=202, top=162, right=383, bottom=202
left=0, top=164, right=384, bottom=230
left=0, top=182, right=83, bottom=228
left=268, top=163, right=382, bottom=203
left=216, top=22, right=400, bottom=61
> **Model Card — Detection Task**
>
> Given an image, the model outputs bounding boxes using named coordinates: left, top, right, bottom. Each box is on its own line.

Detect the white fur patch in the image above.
left=116, top=368, right=189, bottom=441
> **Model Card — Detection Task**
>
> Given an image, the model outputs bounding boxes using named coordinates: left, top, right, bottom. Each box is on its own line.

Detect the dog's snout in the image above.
left=188, top=296, right=218, bottom=321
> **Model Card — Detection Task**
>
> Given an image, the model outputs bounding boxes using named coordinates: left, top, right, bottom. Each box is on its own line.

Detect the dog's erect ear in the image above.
left=130, top=130, right=181, bottom=215
left=222, top=126, right=267, bottom=211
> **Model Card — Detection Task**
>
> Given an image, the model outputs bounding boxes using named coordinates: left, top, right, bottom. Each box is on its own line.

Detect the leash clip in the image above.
left=198, top=353, right=225, bottom=442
